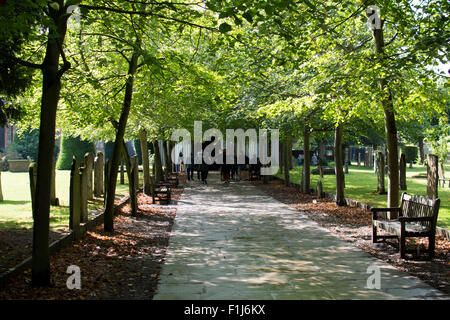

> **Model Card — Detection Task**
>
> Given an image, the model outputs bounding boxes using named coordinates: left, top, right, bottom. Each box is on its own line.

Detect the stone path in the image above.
left=154, top=174, right=448, bottom=300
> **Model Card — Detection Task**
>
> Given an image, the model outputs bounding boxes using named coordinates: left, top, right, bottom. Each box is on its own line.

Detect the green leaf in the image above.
left=219, top=22, right=232, bottom=33
left=49, top=2, right=60, bottom=11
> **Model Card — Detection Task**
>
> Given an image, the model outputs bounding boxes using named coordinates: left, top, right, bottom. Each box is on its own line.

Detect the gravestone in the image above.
left=79, top=165, right=88, bottom=223
left=373, top=151, right=378, bottom=173
left=376, top=152, right=386, bottom=194
left=399, top=154, right=407, bottom=190
left=427, top=154, right=438, bottom=199
left=70, top=157, right=81, bottom=230
left=94, top=152, right=104, bottom=197
left=438, top=162, right=446, bottom=187
left=29, top=162, right=37, bottom=218
left=357, top=152, right=361, bottom=167
left=84, top=153, right=94, bottom=200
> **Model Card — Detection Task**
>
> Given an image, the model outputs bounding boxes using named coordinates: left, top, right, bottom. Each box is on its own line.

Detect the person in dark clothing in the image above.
left=200, top=162, right=209, bottom=184
left=186, top=153, right=195, bottom=181
left=196, top=163, right=201, bottom=180
left=230, top=164, right=238, bottom=181
left=221, top=163, right=231, bottom=184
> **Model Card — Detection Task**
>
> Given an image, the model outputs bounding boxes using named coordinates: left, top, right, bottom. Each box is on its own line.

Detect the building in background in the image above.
left=0, top=123, right=15, bottom=152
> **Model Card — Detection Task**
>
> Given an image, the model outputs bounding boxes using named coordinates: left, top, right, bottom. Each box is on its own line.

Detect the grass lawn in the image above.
left=277, top=164, right=450, bottom=229
left=0, top=170, right=135, bottom=232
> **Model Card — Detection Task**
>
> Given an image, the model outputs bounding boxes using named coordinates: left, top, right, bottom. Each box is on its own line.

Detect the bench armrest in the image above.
left=371, top=207, right=400, bottom=220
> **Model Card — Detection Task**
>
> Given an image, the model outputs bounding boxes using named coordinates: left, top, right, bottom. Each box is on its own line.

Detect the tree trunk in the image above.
left=370, top=16, right=400, bottom=208
left=318, top=140, right=326, bottom=162
left=377, top=152, right=386, bottom=194
left=302, top=125, right=310, bottom=194
left=120, top=141, right=137, bottom=217
left=139, top=129, right=151, bottom=195
left=427, top=154, right=438, bottom=199
left=418, top=137, right=425, bottom=165
left=32, top=2, right=69, bottom=286
left=334, top=123, right=346, bottom=206
left=153, top=140, right=164, bottom=182
left=163, top=140, right=171, bottom=178
left=399, top=153, right=407, bottom=190
left=279, top=142, right=284, bottom=174
left=104, top=51, right=139, bottom=232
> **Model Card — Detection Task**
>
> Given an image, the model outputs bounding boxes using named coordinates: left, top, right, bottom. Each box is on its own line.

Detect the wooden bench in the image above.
left=371, top=192, right=440, bottom=259
left=152, top=182, right=171, bottom=205
left=167, top=175, right=179, bottom=188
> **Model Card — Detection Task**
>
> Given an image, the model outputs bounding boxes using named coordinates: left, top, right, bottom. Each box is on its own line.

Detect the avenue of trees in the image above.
left=0, top=0, right=448, bottom=286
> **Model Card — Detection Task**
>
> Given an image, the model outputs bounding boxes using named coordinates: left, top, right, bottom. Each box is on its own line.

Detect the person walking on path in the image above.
left=221, top=163, right=231, bottom=184
left=200, top=162, right=209, bottom=185
left=186, top=153, right=195, bottom=181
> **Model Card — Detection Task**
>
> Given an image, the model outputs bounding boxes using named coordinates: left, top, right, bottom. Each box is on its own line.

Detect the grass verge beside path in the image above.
left=0, top=170, right=134, bottom=231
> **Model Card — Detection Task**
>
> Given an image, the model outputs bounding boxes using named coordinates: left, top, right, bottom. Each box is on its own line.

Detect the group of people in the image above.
left=182, top=153, right=210, bottom=184
left=177, top=152, right=263, bottom=185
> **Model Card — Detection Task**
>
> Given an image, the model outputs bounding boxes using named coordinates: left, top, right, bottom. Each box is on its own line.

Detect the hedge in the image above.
left=56, top=135, right=96, bottom=170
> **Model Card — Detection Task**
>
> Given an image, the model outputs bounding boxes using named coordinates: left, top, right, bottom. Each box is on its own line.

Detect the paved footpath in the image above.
left=154, top=174, right=448, bottom=300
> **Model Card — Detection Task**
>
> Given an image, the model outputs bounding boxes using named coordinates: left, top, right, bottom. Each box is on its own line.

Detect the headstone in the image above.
left=357, top=152, right=361, bottom=167
left=50, top=159, right=59, bottom=206
left=373, top=152, right=377, bottom=173
left=438, top=162, right=445, bottom=187
left=427, top=154, right=438, bottom=199
left=29, top=162, right=37, bottom=218
left=69, top=157, right=81, bottom=230
left=132, top=155, right=139, bottom=190
left=376, top=152, right=386, bottom=194
left=317, top=180, right=323, bottom=198
left=94, top=152, right=104, bottom=197
left=79, top=165, right=88, bottom=223
left=399, top=154, right=407, bottom=190
left=84, top=153, right=94, bottom=200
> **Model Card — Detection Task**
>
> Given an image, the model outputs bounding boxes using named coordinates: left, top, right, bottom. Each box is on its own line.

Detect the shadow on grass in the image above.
left=0, top=200, right=30, bottom=206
